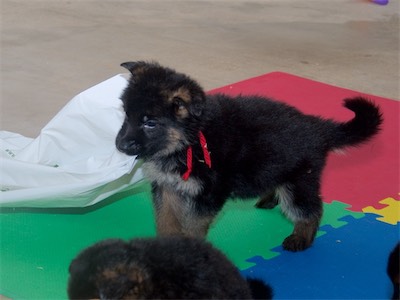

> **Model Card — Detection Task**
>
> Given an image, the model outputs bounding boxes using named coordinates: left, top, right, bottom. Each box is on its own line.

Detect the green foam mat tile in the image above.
left=208, top=199, right=292, bottom=269
left=0, top=182, right=156, bottom=299
left=1, top=180, right=364, bottom=298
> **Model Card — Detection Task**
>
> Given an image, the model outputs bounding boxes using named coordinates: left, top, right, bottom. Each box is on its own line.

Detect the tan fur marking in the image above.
left=125, top=267, right=148, bottom=299
left=167, top=127, right=182, bottom=147
left=181, top=215, right=215, bottom=238
left=131, top=65, right=147, bottom=77
left=163, top=88, right=191, bottom=118
left=127, top=267, right=145, bottom=284
left=156, top=188, right=183, bottom=235
left=155, top=186, right=214, bottom=238
left=157, top=127, right=185, bottom=156
left=283, top=218, right=320, bottom=251
left=169, top=87, right=191, bottom=103
left=102, top=269, right=118, bottom=280
left=174, top=105, right=189, bottom=119
left=292, top=219, right=319, bottom=243
left=101, top=263, right=126, bottom=279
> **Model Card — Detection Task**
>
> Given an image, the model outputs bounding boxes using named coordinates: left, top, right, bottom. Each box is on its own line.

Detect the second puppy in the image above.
left=68, top=237, right=272, bottom=299
left=116, top=61, right=383, bottom=251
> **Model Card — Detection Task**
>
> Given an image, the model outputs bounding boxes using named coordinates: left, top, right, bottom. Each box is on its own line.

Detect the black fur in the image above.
left=388, top=243, right=400, bottom=300
left=247, top=278, right=274, bottom=299
left=67, top=237, right=273, bottom=299
left=116, top=61, right=383, bottom=251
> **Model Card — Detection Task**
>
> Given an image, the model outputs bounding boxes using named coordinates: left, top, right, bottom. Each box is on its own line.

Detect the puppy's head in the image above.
left=116, top=61, right=206, bottom=158
left=67, top=239, right=150, bottom=299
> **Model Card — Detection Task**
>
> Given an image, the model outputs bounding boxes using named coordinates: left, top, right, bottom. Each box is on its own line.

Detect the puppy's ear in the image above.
left=120, top=61, right=149, bottom=78
left=169, top=87, right=204, bottom=119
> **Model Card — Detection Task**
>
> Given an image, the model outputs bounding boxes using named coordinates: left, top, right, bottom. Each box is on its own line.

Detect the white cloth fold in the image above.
left=0, top=74, right=143, bottom=207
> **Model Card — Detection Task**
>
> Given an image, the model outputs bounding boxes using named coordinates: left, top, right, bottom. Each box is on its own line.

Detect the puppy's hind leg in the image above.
left=278, top=180, right=323, bottom=252
left=283, top=216, right=321, bottom=252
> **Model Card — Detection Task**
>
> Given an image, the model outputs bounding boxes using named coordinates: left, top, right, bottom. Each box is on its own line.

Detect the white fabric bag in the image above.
left=0, top=74, right=143, bottom=207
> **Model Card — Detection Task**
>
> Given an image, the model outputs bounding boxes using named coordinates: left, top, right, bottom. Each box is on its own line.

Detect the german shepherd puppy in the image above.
left=68, top=237, right=273, bottom=299
left=116, top=61, right=382, bottom=251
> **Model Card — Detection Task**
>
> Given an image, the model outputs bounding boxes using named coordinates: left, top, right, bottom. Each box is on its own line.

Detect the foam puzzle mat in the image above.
left=1, top=72, right=399, bottom=299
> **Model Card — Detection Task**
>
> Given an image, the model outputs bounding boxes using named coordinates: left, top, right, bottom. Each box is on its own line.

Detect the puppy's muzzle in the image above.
left=116, top=138, right=141, bottom=156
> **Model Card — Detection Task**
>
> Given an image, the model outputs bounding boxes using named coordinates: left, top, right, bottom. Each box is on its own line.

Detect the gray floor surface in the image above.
left=1, top=0, right=399, bottom=138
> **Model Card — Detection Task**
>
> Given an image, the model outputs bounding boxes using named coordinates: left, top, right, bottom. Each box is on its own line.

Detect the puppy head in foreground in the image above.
left=67, top=237, right=273, bottom=299
left=116, top=61, right=206, bottom=158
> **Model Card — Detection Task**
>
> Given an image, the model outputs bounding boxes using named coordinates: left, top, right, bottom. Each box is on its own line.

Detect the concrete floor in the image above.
left=1, top=0, right=399, bottom=138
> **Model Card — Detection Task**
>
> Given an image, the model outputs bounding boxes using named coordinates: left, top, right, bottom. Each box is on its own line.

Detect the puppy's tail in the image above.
left=330, top=97, right=383, bottom=149
left=246, top=278, right=273, bottom=299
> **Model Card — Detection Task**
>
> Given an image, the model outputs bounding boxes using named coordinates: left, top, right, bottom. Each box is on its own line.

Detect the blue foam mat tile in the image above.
left=242, top=214, right=399, bottom=299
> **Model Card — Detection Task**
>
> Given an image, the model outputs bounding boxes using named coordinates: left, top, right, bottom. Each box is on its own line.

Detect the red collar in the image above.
left=182, top=131, right=211, bottom=180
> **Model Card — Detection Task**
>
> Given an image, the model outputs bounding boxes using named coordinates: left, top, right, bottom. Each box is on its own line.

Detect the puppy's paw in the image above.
left=282, top=234, right=312, bottom=252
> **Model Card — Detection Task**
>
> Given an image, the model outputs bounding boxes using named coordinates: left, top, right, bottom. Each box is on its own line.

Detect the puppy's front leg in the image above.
left=181, top=213, right=215, bottom=238
left=152, top=184, right=215, bottom=238
left=152, top=185, right=183, bottom=236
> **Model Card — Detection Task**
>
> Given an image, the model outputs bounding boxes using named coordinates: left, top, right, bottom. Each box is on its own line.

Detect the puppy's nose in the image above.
left=117, top=140, right=141, bottom=156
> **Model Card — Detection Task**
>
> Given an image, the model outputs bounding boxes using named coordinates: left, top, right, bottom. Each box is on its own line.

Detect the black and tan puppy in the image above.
left=68, top=237, right=273, bottom=299
left=116, top=61, right=382, bottom=251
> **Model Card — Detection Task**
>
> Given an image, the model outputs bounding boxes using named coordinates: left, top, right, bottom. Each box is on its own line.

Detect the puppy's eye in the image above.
left=143, top=119, right=158, bottom=129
